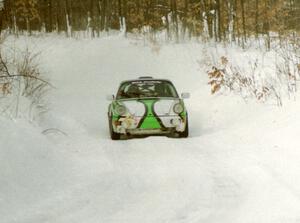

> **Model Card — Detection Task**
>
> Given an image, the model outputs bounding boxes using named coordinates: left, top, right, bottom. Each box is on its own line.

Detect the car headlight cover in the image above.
left=173, top=103, right=184, bottom=114
left=116, top=104, right=127, bottom=116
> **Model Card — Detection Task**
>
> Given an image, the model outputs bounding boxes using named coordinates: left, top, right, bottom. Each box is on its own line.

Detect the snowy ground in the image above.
left=1, top=35, right=300, bottom=223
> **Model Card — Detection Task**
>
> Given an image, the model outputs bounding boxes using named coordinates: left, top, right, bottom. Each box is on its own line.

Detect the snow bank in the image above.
left=0, top=117, right=66, bottom=221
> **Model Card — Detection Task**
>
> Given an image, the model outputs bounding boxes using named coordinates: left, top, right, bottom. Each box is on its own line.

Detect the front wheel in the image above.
left=178, top=116, right=189, bottom=138
left=109, top=116, right=121, bottom=140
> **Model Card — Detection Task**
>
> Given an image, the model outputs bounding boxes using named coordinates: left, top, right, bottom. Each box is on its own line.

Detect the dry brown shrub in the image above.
left=207, top=56, right=280, bottom=104
left=0, top=82, right=11, bottom=95
left=208, top=66, right=224, bottom=94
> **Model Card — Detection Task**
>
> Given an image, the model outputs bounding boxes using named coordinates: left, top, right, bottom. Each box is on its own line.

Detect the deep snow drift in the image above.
left=1, top=34, right=300, bottom=223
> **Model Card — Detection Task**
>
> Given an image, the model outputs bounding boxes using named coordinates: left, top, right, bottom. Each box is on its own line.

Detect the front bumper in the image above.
left=127, top=128, right=174, bottom=135
left=112, top=115, right=186, bottom=135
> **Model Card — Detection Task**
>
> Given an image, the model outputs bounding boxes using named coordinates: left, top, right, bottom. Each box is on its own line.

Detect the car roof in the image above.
left=120, top=77, right=173, bottom=85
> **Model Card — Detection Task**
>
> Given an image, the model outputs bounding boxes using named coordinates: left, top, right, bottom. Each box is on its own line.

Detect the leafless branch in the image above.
left=0, top=74, right=54, bottom=88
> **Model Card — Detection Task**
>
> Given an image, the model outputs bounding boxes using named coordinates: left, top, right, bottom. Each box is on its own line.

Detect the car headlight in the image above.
left=115, top=104, right=127, bottom=116
left=173, top=103, right=184, bottom=114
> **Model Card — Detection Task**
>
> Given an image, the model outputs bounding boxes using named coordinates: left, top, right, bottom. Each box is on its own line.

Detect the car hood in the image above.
left=119, top=98, right=181, bottom=117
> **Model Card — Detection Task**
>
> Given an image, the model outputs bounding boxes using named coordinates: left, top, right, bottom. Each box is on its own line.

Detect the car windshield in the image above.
left=116, top=80, right=178, bottom=99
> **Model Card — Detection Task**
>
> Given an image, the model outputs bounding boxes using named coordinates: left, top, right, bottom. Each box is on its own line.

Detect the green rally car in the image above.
left=107, top=77, right=190, bottom=140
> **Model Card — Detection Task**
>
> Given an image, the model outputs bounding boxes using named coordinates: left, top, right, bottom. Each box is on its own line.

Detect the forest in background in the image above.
left=0, top=0, right=299, bottom=46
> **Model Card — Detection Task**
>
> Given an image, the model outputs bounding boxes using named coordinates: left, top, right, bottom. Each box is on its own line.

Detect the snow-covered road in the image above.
left=1, top=35, right=300, bottom=223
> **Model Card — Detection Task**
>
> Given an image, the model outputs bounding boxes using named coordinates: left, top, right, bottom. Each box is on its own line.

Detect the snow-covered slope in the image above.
left=1, top=35, right=300, bottom=223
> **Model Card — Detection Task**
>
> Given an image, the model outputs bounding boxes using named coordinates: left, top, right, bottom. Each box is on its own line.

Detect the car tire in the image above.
left=109, top=116, right=121, bottom=140
left=178, top=115, right=189, bottom=138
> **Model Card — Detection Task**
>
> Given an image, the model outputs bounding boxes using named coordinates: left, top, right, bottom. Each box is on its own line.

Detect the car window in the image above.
left=116, top=80, right=178, bottom=99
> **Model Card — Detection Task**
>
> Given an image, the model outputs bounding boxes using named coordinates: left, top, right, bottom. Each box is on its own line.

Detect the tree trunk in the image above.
left=213, top=4, right=217, bottom=42
left=255, top=0, right=259, bottom=38
left=26, top=17, right=31, bottom=35
left=13, top=14, right=18, bottom=36
left=165, top=11, right=170, bottom=40
left=100, top=0, right=107, bottom=31
left=182, top=0, right=188, bottom=39
left=263, top=0, right=270, bottom=50
left=240, top=0, right=246, bottom=48
left=228, top=0, right=234, bottom=43
left=123, top=0, right=127, bottom=35
left=105, top=0, right=111, bottom=32
left=0, top=10, right=3, bottom=34
left=118, top=0, right=127, bottom=35
left=96, top=0, right=101, bottom=36
left=216, top=0, right=222, bottom=41
left=88, top=0, right=95, bottom=37
left=201, top=0, right=212, bottom=39
left=65, top=0, right=72, bottom=37
left=49, top=0, right=53, bottom=32
left=170, top=0, right=179, bottom=42
left=234, top=0, right=240, bottom=45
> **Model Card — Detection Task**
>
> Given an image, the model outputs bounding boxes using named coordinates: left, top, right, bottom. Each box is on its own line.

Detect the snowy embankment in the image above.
left=1, top=35, right=300, bottom=223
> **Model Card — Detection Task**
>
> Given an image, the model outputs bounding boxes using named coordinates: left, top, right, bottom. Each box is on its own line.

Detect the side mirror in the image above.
left=181, top=92, right=190, bottom=99
left=106, top=94, right=115, bottom=101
